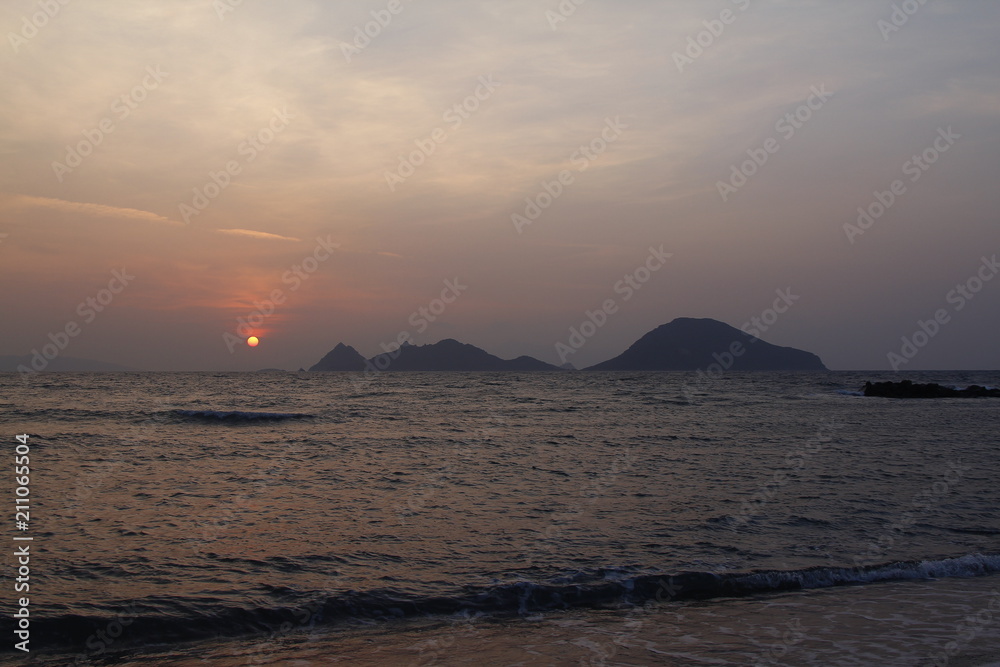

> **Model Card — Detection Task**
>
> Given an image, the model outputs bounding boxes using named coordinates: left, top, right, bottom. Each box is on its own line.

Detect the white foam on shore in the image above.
left=115, top=573, right=1000, bottom=666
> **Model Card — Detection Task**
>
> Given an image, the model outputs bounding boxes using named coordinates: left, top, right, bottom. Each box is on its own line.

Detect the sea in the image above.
left=2, top=370, right=999, bottom=666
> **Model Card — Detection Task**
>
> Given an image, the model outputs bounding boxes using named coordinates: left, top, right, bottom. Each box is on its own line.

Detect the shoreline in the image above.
left=19, top=573, right=998, bottom=666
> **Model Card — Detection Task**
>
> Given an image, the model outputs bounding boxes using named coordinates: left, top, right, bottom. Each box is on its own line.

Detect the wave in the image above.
left=947, top=384, right=999, bottom=392
left=8, top=407, right=129, bottom=421
left=27, top=553, right=1000, bottom=656
left=172, top=409, right=314, bottom=422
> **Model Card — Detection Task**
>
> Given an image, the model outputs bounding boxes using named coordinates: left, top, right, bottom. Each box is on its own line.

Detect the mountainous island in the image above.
left=585, top=317, right=827, bottom=371
left=310, top=318, right=827, bottom=372
left=309, top=339, right=561, bottom=372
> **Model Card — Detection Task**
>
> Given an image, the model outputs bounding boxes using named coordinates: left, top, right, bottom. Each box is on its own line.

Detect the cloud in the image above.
left=1, top=1, right=998, bottom=370
left=3, top=194, right=181, bottom=226
left=214, top=228, right=301, bottom=242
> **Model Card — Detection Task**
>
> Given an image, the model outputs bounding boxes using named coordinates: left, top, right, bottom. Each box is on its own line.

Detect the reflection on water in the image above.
left=3, top=370, right=999, bottom=658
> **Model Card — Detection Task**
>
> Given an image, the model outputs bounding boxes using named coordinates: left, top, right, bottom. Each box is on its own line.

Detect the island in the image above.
left=585, top=317, right=827, bottom=371
left=308, top=318, right=827, bottom=372
left=309, top=339, right=561, bottom=372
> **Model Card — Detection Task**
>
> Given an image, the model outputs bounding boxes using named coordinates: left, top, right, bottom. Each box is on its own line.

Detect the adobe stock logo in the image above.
left=52, top=66, right=168, bottom=182
left=369, top=278, right=469, bottom=370
left=213, top=0, right=243, bottom=21
left=555, top=246, right=671, bottom=364
left=340, top=0, right=415, bottom=63
left=672, top=0, right=752, bottom=73
left=717, top=85, right=834, bottom=202
left=887, top=254, right=998, bottom=371
left=385, top=75, right=501, bottom=192
left=844, top=126, right=960, bottom=244
left=512, top=116, right=628, bottom=234
left=877, top=0, right=932, bottom=41
left=7, top=0, right=71, bottom=54
left=179, top=108, right=294, bottom=224
left=546, top=0, right=587, bottom=31
left=18, top=268, right=135, bottom=377
left=222, top=236, right=339, bottom=353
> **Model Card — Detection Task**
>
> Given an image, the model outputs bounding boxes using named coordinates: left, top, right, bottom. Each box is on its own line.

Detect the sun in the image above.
left=247, top=336, right=259, bottom=347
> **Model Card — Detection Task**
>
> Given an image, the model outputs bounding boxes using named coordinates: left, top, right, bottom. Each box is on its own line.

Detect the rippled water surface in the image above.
left=2, top=370, right=999, bottom=663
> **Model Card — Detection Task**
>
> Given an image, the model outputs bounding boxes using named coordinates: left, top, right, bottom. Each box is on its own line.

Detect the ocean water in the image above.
left=2, top=370, right=999, bottom=665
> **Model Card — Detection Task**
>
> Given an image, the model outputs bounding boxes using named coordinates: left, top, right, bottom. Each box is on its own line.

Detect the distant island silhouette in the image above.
left=585, top=317, right=826, bottom=371
left=2, top=319, right=830, bottom=373
left=309, top=340, right=560, bottom=372
left=310, top=318, right=827, bottom=372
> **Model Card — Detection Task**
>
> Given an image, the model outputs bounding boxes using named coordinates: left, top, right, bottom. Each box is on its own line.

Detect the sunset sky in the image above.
left=1, top=0, right=998, bottom=371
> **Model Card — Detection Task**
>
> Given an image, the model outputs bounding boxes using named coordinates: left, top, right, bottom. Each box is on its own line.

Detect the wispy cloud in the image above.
left=4, top=194, right=181, bottom=226
left=1, top=1, right=998, bottom=371
left=214, top=228, right=300, bottom=242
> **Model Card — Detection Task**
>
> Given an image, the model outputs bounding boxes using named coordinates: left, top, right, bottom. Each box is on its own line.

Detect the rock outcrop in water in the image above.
left=585, top=317, right=827, bottom=371
left=310, top=339, right=560, bottom=372
left=862, top=380, right=1000, bottom=398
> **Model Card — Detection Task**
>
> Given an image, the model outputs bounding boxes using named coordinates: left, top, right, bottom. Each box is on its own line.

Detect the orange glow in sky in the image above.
left=1, top=2, right=998, bottom=372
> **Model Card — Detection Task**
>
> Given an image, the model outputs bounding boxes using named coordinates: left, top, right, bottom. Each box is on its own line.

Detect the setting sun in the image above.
left=247, top=336, right=259, bottom=347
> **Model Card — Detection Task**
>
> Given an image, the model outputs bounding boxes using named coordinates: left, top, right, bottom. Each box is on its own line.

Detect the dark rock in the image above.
left=862, top=380, right=1000, bottom=398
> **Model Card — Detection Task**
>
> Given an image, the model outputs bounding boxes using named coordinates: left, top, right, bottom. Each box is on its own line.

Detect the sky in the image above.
left=1, top=0, right=998, bottom=372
